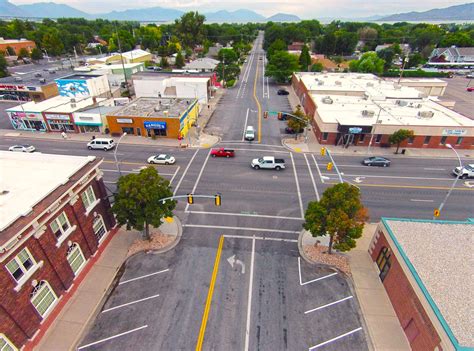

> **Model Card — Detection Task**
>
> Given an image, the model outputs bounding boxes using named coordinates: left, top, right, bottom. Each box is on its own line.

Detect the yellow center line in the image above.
left=326, top=181, right=473, bottom=191
left=253, top=53, right=262, bottom=144
left=196, top=235, right=225, bottom=351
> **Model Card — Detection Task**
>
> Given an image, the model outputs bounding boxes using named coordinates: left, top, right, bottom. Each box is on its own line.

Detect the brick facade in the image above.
left=370, top=230, right=443, bottom=351
left=0, top=165, right=115, bottom=350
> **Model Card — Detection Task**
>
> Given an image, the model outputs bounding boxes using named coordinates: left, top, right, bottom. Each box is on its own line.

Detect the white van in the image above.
left=87, top=138, right=116, bottom=151
left=245, top=126, right=255, bottom=141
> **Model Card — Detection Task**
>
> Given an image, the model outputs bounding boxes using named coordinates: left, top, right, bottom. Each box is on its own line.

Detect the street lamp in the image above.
left=114, top=132, right=127, bottom=176
left=434, top=143, right=463, bottom=220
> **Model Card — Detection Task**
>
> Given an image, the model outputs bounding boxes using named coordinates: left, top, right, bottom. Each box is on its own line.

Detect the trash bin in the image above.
left=401, top=149, right=406, bottom=154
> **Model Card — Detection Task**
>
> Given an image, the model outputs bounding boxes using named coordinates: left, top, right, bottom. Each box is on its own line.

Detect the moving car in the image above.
left=251, top=156, right=285, bottom=170
left=452, top=164, right=474, bottom=179
left=9, top=144, right=35, bottom=153
left=467, top=86, right=474, bottom=92
left=466, top=73, right=474, bottom=78
left=210, top=148, right=235, bottom=158
left=245, top=126, right=255, bottom=141
left=147, top=154, right=176, bottom=165
left=87, top=138, right=116, bottom=151
left=285, top=126, right=304, bottom=134
left=277, top=89, right=289, bottom=95
left=362, top=156, right=391, bottom=167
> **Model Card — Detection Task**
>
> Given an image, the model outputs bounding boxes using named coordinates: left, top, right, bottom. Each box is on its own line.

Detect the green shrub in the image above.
left=226, top=79, right=236, bottom=87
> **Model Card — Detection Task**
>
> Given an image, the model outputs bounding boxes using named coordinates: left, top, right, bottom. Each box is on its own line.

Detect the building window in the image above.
left=423, top=136, right=431, bottom=145
left=93, top=216, right=107, bottom=242
left=121, top=127, right=134, bottom=135
left=440, top=136, right=447, bottom=145
left=408, top=136, right=414, bottom=144
left=375, top=134, right=382, bottom=143
left=67, top=243, right=86, bottom=276
left=456, top=137, right=463, bottom=145
left=376, top=247, right=391, bottom=282
left=50, top=212, right=71, bottom=240
left=81, top=186, right=97, bottom=211
left=0, top=334, right=18, bottom=351
left=6, top=248, right=35, bottom=282
left=321, top=132, right=328, bottom=141
left=30, top=281, right=58, bottom=318
left=358, top=134, right=365, bottom=142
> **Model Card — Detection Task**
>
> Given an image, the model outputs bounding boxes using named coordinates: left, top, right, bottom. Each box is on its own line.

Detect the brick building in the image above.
left=292, top=72, right=474, bottom=149
left=0, top=151, right=116, bottom=350
left=369, top=218, right=473, bottom=350
left=0, top=38, right=36, bottom=56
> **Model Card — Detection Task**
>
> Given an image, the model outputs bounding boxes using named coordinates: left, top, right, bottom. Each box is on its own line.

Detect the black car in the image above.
left=362, top=156, right=391, bottom=167
left=284, top=127, right=304, bottom=134
left=277, top=89, right=289, bottom=95
left=278, top=113, right=289, bottom=121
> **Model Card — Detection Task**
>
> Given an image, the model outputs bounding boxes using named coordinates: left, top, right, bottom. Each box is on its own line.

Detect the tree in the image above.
left=0, top=53, right=9, bottom=78
left=265, top=51, right=299, bottom=83
left=160, top=56, right=169, bottom=68
left=405, top=53, right=424, bottom=68
left=311, top=62, right=323, bottom=72
left=112, top=167, right=176, bottom=241
left=287, top=106, right=309, bottom=139
left=5, top=46, right=15, bottom=56
left=175, top=51, right=185, bottom=68
left=42, top=30, right=64, bottom=56
left=175, top=11, right=206, bottom=49
left=349, top=52, right=385, bottom=75
left=266, top=39, right=286, bottom=59
left=389, top=129, right=414, bottom=154
left=377, top=48, right=395, bottom=71
left=303, top=183, right=368, bottom=254
left=299, top=45, right=311, bottom=71
left=358, top=26, right=378, bottom=42
left=17, top=48, right=29, bottom=59
left=218, top=48, right=238, bottom=64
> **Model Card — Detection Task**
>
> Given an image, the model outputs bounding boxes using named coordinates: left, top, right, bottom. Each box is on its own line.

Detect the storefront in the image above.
left=7, top=110, right=47, bottom=131
left=144, top=121, right=167, bottom=137
left=44, top=113, right=76, bottom=132
left=74, top=112, right=104, bottom=133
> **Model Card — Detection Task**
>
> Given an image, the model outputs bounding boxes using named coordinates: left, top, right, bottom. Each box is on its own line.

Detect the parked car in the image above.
left=251, top=156, right=285, bottom=171
left=284, top=126, right=304, bottom=134
left=87, top=138, right=116, bottom=151
left=245, top=126, right=255, bottom=141
left=210, top=148, right=235, bottom=158
left=9, top=144, right=35, bottom=153
left=147, top=154, right=176, bottom=165
left=467, top=86, right=474, bottom=92
left=466, top=73, right=474, bottom=78
left=362, top=156, right=391, bottom=167
left=277, top=89, right=289, bottom=96
left=452, top=164, right=474, bottom=179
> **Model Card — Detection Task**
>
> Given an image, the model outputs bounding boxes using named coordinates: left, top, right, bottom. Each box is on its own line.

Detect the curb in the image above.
left=152, top=216, right=183, bottom=254
left=297, top=230, right=314, bottom=265
left=281, top=138, right=306, bottom=153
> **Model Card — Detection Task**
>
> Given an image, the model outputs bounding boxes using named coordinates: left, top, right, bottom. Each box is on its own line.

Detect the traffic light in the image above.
left=433, top=209, right=440, bottom=217
left=327, top=162, right=333, bottom=171
left=215, top=194, right=221, bottom=206
left=187, top=194, right=194, bottom=204
left=264, top=111, right=268, bottom=119
left=320, top=147, right=326, bottom=156
left=277, top=112, right=282, bottom=120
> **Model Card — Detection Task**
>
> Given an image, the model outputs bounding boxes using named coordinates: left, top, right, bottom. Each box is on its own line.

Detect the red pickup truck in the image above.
left=210, top=148, right=235, bottom=158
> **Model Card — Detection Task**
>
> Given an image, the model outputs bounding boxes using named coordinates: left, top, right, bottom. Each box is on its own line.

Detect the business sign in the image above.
left=56, top=79, right=90, bottom=98
left=45, top=114, right=70, bottom=121
left=116, top=118, right=133, bottom=124
left=144, top=121, right=166, bottom=130
left=442, top=129, right=467, bottom=136
left=0, top=84, right=26, bottom=91
left=349, top=127, right=363, bottom=134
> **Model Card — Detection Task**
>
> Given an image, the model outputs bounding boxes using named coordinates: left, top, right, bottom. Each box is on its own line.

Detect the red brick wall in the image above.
left=371, top=231, right=443, bottom=351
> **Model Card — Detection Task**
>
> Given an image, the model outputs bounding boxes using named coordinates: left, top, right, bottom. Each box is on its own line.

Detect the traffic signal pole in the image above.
left=160, top=194, right=222, bottom=206
left=326, top=149, right=344, bottom=184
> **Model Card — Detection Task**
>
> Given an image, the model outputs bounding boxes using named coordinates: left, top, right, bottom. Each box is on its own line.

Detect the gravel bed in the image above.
left=127, top=231, right=174, bottom=257
left=303, top=244, right=351, bottom=276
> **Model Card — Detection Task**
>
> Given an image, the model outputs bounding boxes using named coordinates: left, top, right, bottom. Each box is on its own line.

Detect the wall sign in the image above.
left=116, top=118, right=133, bottom=123
left=442, top=129, right=466, bottom=136
left=144, top=121, right=166, bottom=130
left=45, top=114, right=70, bottom=120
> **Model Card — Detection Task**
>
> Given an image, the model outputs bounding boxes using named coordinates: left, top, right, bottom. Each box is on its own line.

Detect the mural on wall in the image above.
left=56, top=79, right=90, bottom=98
left=8, top=111, right=47, bottom=131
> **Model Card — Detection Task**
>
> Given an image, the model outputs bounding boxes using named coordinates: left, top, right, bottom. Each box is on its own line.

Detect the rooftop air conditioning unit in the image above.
left=317, top=80, right=324, bottom=85
left=362, top=93, right=369, bottom=100
left=366, top=82, right=374, bottom=87
left=396, top=100, right=408, bottom=107
left=39, top=78, right=46, bottom=84
left=154, top=106, right=161, bottom=112
left=393, top=83, right=402, bottom=89
left=362, top=110, right=375, bottom=117
left=70, top=98, right=76, bottom=103
left=322, top=96, right=333, bottom=104
left=335, top=81, right=342, bottom=86
left=418, top=111, right=434, bottom=118
left=70, top=103, right=76, bottom=108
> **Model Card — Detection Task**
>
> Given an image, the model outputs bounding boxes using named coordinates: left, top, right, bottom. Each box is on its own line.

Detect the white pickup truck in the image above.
left=251, top=156, right=285, bottom=170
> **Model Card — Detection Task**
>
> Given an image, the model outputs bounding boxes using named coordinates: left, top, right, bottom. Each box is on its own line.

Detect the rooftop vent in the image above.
left=393, top=83, right=402, bottom=89
left=154, top=106, right=160, bottom=112
left=396, top=100, right=408, bottom=107
left=362, top=110, right=375, bottom=117
left=335, top=81, right=342, bottom=86
left=362, top=93, right=369, bottom=100
left=39, top=78, right=46, bottom=84
left=366, top=82, right=374, bottom=87
left=322, top=96, right=333, bottom=104
left=418, top=110, right=434, bottom=118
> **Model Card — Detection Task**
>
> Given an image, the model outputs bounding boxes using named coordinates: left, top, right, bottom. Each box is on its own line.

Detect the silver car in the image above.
left=9, top=144, right=36, bottom=153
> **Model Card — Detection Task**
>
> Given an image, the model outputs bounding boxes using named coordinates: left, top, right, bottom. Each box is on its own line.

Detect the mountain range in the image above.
left=0, top=0, right=473, bottom=22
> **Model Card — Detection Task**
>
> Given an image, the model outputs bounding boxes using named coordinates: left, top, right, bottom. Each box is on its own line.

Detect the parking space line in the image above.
left=173, top=149, right=199, bottom=196
left=304, top=296, right=353, bottom=314
left=298, top=257, right=338, bottom=285
left=308, top=327, right=362, bottom=350
left=170, top=166, right=181, bottom=185
left=118, top=269, right=169, bottom=285
left=242, top=108, right=250, bottom=141
left=186, top=210, right=303, bottom=221
left=290, top=153, right=305, bottom=219
left=102, top=294, right=160, bottom=313
left=77, top=325, right=148, bottom=350
left=185, top=149, right=211, bottom=212
left=244, top=236, right=256, bottom=351
left=184, top=224, right=300, bottom=234
left=223, top=234, right=297, bottom=242
left=304, top=153, right=320, bottom=201
left=311, top=154, right=325, bottom=183
left=196, top=235, right=224, bottom=351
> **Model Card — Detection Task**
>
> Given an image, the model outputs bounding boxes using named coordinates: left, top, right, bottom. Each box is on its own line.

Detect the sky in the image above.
left=10, top=0, right=472, bottom=17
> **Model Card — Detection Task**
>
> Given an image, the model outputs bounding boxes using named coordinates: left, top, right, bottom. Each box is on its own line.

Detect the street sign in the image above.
left=433, top=209, right=440, bottom=217
left=268, top=111, right=278, bottom=116
left=349, top=127, right=363, bottom=134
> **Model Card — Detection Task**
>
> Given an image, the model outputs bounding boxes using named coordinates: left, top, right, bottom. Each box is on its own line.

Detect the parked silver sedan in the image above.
left=9, top=144, right=36, bottom=153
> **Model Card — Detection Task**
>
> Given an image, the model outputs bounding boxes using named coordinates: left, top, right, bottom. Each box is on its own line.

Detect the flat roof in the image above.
left=6, top=96, right=103, bottom=114
left=0, top=67, right=76, bottom=86
left=133, top=71, right=214, bottom=79
left=108, top=97, right=195, bottom=118
left=0, top=151, right=96, bottom=231
left=56, top=74, right=103, bottom=80
left=382, top=218, right=474, bottom=349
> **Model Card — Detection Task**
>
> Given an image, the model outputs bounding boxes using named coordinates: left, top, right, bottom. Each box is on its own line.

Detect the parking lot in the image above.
left=77, top=232, right=368, bottom=351
left=441, top=76, right=474, bottom=119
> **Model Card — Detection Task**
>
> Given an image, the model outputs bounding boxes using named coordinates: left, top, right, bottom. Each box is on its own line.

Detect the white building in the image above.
left=184, top=58, right=220, bottom=72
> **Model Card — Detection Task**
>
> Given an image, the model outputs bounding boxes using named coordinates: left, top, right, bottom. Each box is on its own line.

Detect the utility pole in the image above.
left=114, top=22, right=129, bottom=94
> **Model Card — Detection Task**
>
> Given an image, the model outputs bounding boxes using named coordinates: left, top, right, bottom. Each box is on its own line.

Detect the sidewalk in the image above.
left=33, top=217, right=182, bottom=351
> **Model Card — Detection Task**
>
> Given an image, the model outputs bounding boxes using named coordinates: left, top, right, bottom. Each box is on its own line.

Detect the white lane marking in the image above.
left=102, top=294, right=160, bottom=313
left=321, top=173, right=453, bottom=181
left=101, top=168, right=173, bottom=176
left=304, top=296, right=354, bottom=314
left=119, top=269, right=170, bottom=285
left=423, top=167, right=446, bottom=171
left=183, top=224, right=300, bottom=234
left=298, top=257, right=337, bottom=285
left=290, top=153, right=305, bottom=219
left=173, top=149, right=199, bottom=196
left=169, top=166, right=181, bottom=185
left=410, top=199, right=434, bottom=202
left=220, top=147, right=289, bottom=154
left=311, top=154, right=325, bottom=184
left=77, top=325, right=148, bottom=350
left=104, top=181, right=116, bottom=184
left=304, top=153, right=320, bottom=201
left=185, top=149, right=211, bottom=211
left=185, top=210, right=302, bottom=220
left=298, top=257, right=303, bottom=285
left=244, top=236, right=256, bottom=351
left=308, top=327, right=363, bottom=350
left=219, top=141, right=285, bottom=148
left=223, top=234, right=297, bottom=242
left=242, top=107, right=250, bottom=141
left=266, top=76, right=269, bottom=100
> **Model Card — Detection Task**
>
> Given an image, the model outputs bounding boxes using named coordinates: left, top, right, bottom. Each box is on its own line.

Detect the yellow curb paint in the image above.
left=165, top=217, right=174, bottom=223
left=196, top=235, right=224, bottom=351
left=294, top=147, right=302, bottom=153
left=202, top=143, right=210, bottom=148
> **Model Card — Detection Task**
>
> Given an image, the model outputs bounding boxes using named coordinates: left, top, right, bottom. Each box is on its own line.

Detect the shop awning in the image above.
left=144, top=121, right=166, bottom=130
left=75, top=122, right=102, bottom=126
